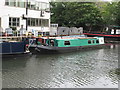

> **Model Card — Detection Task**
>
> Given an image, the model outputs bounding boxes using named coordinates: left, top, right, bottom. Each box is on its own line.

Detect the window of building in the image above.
left=35, top=2, right=39, bottom=10
left=9, top=0, right=16, bottom=6
left=41, top=2, right=46, bottom=10
left=96, top=40, right=99, bottom=43
left=5, top=0, right=9, bottom=5
left=27, top=2, right=31, bottom=9
left=39, top=19, right=41, bottom=26
left=39, top=2, right=42, bottom=10
left=31, top=18, right=35, bottom=26
left=27, top=18, right=30, bottom=26
left=45, top=3, right=50, bottom=11
left=19, top=1, right=25, bottom=8
left=31, top=5, right=35, bottom=10
left=88, top=40, right=91, bottom=44
left=5, top=0, right=50, bottom=11
left=30, top=1, right=35, bottom=10
left=17, top=0, right=20, bottom=7
left=14, top=0, right=25, bottom=8
left=64, top=41, right=70, bottom=45
left=41, top=19, right=49, bottom=27
left=9, top=17, right=20, bottom=27
left=27, top=18, right=49, bottom=27
left=35, top=19, right=39, bottom=26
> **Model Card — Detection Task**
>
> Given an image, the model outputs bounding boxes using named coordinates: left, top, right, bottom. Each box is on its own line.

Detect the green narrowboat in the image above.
left=29, top=36, right=105, bottom=53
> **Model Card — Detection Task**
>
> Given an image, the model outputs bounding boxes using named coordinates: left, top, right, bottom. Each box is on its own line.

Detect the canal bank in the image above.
left=2, top=43, right=119, bottom=88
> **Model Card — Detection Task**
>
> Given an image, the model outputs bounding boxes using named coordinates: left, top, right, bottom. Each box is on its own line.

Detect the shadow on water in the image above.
left=2, top=54, right=31, bottom=70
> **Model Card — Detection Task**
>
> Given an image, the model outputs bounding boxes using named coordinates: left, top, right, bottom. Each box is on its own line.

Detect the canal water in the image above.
left=2, top=44, right=119, bottom=88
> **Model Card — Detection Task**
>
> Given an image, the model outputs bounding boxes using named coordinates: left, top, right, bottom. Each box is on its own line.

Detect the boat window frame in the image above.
left=88, top=40, right=91, bottom=44
left=96, top=40, right=99, bottom=43
left=64, top=41, right=70, bottom=45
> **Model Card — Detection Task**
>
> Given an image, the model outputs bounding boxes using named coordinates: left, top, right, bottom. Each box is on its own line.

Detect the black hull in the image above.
left=29, top=44, right=105, bottom=54
left=1, top=52, right=30, bottom=58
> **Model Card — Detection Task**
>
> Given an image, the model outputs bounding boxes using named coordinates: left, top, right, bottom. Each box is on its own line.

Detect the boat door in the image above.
left=50, top=39, right=55, bottom=46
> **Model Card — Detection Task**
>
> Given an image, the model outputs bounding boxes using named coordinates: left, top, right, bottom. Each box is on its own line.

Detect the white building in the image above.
left=50, top=24, right=58, bottom=36
left=0, top=0, right=50, bottom=36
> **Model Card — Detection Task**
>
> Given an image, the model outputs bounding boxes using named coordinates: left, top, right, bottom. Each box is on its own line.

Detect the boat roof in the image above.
left=41, top=36, right=98, bottom=40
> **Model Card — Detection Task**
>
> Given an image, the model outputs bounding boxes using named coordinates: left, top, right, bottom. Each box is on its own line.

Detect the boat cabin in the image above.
left=106, top=26, right=120, bottom=35
left=36, top=37, right=104, bottom=47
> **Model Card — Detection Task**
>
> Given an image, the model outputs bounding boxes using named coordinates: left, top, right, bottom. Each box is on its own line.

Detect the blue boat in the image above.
left=0, top=37, right=29, bottom=56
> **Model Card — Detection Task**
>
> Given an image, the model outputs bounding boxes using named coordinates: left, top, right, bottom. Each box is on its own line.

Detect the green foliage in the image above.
left=99, top=2, right=118, bottom=26
left=50, top=2, right=120, bottom=31
left=115, top=1, right=120, bottom=26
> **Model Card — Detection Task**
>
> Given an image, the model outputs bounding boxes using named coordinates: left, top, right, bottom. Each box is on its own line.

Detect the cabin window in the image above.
left=96, top=40, right=99, bottom=43
left=38, top=32, right=42, bottom=36
left=43, top=32, right=45, bottom=36
left=46, top=32, right=49, bottom=36
left=64, top=41, right=70, bottom=45
left=88, top=40, right=91, bottom=44
left=42, top=39, right=44, bottom=43
left=92, top=40, right=94, bottom=43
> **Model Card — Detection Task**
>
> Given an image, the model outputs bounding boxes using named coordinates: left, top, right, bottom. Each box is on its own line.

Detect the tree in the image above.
left=50, top=2, right=67, bottom=26
left=98, top=2, right=118, bottom=27
left=50, top=2, right=103, bottom=31
left=115, top=1, right=120, bottom=26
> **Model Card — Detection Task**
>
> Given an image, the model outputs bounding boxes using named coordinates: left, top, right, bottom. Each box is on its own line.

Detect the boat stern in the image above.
left=96, top=37, right=105, bottom=44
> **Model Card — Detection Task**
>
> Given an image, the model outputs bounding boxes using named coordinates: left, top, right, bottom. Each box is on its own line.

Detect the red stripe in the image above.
left=84, top=33, right=120, bottom=37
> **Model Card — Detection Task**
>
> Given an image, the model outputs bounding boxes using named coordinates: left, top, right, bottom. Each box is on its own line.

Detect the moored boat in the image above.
left=29, top=36, right=105, bottom=54
left=84, top=26, right=120, bottom=41
left=0, top=36, right=29, bottom=56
